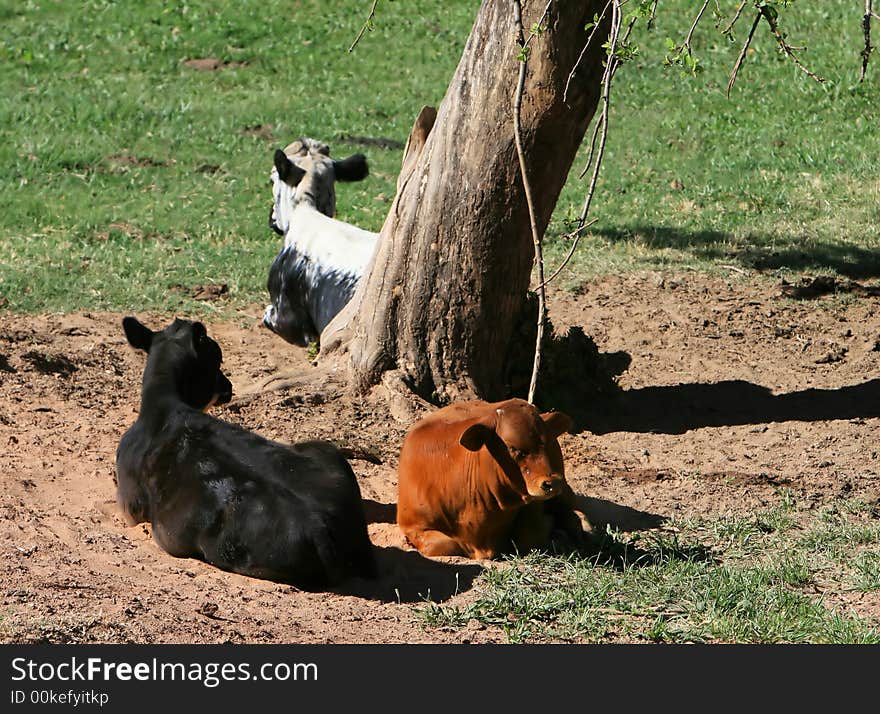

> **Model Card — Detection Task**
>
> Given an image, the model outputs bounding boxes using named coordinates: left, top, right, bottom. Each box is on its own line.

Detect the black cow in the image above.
left=115, top=316, right=375, bottom=590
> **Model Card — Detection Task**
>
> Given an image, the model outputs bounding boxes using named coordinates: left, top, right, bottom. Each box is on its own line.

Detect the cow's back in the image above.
left=118, top=414, right=374, bottom=589
left=397, top=401, right=506, bottom=555
left=397, top=402, right=490, bottom=505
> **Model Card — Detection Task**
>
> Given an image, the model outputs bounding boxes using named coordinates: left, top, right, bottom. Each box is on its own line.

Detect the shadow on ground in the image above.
left=520, top=315, right=880, bottom=435
left=593, top=225, right=880, bottom=280
left=575, top=494, right=666, bottom=532
left=578, top=378, right=880, bottom=435
left=338, top=547, right=484, bottom=604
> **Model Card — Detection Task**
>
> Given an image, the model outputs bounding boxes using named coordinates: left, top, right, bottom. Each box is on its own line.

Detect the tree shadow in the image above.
left=337, top=547, right=484, bottom=603
left=506, top=309, right=631, bottom=412
left=594, top=225, right=880, bottom=280
left=515, top=309, right=880, bottom=434
left=576, top=378, right=880, bottom=435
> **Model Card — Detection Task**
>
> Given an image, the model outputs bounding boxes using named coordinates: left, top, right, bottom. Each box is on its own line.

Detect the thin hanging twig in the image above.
left=349, top=0, right=380, bottom=53
left=722, top=0, right=748, bottom=37
left=563, top=0, right=614, bottom=104
left=682, top=0, right=712, bottom=55
left=758, top=4, right=825, bottom=84
left=512, top=0, right=546, bottom=405
left=534, top=218, right=598, bottom=291
left=727, top=10, right=761, bottom=97
left=646, top=0, right=660, bottom=31
left=543, top=0, right=623, bottom=291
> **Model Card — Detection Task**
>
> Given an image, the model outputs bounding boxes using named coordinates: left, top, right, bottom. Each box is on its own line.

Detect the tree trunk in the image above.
left=322, top=0, right=611, bottom=403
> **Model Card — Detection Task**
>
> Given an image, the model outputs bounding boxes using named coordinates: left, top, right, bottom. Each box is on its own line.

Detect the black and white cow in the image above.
left=115, top=316, right=376, bottom=590
left=263, top=138, right=378, bottom=346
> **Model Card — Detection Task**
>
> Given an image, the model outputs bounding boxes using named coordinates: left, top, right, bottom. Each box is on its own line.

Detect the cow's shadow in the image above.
left=362, top=498, right=396, bottom=524
left=336, top=547, right=484, bottom=603
left=338, top=493, right=673, bottom=601
left=544, top=495, right=711, bottom=570
left=332, top=499, right=482, bottom=603
left=564, top=495, right=701, bottom=569
left=575, top=494, right=666, bottom=533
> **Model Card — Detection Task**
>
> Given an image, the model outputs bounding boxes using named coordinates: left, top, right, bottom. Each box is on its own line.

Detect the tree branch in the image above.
left=646, top=0, right=660, bottom=31
left=722, top=0, right=748, bottom=38
left=861, top=0, right=874, bottom=82
left=758, top=4, right=825, bottom=85
left=349, top=0, right=380, bottom=53
left=535, top=218, right=598, bottom=291
left=682, top=0, right=712, bottom=55
left=726, top=10, right=761, bottom=98
left=546, top=0, right=622, bottom=292
left=563, top=0, right=613, bottom=105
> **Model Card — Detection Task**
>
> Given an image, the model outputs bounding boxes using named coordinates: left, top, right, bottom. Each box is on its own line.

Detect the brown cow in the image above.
left=396, top=398, right=584, bottom=559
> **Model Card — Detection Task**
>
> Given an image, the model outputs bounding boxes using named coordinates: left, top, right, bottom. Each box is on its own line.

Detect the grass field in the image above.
left=421, top=494, right=880, bottom=643
left=2, top=1, right=877, bottom=315
left=2, top=0, right=879, bottom=644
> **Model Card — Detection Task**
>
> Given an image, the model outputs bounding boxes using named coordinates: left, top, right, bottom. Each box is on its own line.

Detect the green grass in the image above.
left=419, top=496, right=880, bottom=643
left=0, top=0, right=478, bottom=314
left=544, top=2, right=880, bottom=286
left=1, top=1, right=878, bottom=314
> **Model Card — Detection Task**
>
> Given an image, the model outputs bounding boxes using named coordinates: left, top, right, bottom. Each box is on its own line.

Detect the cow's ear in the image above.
left=459, top=420, right=495, bottom=451
left=191, top=321, right=207, bottom=347
left=123, top=317, right=153, bottom=353
left=333, top=153, right=369, bottom=182
left=274, top=149, right=305, bottom=186
left=541, top=411, right=573, bottom=438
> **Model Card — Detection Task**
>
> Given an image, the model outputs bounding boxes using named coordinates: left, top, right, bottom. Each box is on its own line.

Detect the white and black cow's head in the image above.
left=268, top=137, right=369, bottom=234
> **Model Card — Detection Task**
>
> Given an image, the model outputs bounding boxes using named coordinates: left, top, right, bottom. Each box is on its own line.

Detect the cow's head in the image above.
left=123, top=317, right=233, bottom=410
left=459, top=399, right=573, bottom=501
left=268, top=137, right=369, bottom=235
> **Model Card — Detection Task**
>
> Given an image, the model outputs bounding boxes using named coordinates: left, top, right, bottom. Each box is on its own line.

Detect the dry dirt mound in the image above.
left=1, top=272, right=879, bottom=642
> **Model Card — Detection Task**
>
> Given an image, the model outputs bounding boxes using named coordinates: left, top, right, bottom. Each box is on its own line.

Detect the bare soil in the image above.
left=2, top=271, right=880, bottom=643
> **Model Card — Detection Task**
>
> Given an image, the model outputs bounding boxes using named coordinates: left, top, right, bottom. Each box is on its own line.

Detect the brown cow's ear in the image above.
left=459, top=423, right=495, bottom=452
left=541, top=411, right=573, bottom=438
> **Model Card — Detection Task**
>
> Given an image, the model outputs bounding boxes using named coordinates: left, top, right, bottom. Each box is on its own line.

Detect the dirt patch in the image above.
left=1, top=271, right=879, bottom=642
left=240, top=124, right=276, bottom=142
left=169, top=283, right=229, bottom=301
left=182, top=58, right=249, bottom=71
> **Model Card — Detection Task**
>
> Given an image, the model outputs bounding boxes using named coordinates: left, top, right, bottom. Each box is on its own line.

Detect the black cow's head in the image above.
left=123, top=317, right=233, bottom=410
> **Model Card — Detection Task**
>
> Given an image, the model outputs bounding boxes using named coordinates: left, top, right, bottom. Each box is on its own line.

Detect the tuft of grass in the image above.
left=418, top=497, right=880, bottom=643
left=852, top=552, right=880, bottom=592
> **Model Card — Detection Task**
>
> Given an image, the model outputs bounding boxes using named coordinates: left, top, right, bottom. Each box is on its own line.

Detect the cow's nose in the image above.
left=541, top=480, right=557, bottom=493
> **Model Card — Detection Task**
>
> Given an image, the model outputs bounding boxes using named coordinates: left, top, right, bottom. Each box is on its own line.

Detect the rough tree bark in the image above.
left=322, top=0, right=611, bottom=403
